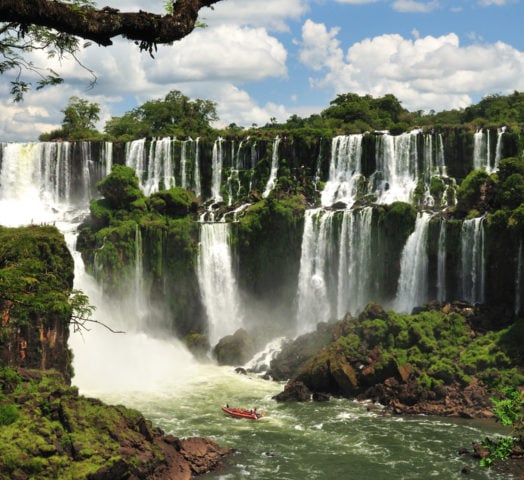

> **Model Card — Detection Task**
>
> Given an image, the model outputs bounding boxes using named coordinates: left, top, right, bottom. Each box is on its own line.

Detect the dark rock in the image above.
left=214, top=329, right=256, bottom=366
left=312, top=392, right=330, bottom=402
left=273, top=380, right=312, bottom=402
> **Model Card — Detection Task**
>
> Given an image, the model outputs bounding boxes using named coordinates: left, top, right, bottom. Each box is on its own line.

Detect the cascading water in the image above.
left=144, top=137, right=175, bottom=194
left=320, top=134, right=363, bottom=208
left=461, top=217, right=486, bottom=305
left=374, top=130, right=420, bottom=204
left=296, top=209, right=336, bottom=333
left=196, top=222, right=243, bottom=346
left=193, top=137, right=202, bottom=198
left=393, top=212, right=431, bottom=313
left=295, top=208, right=375, bottom=334
left=437, top=219, right=447, bottom=302
left=0, top=140, right=513, bottom=480
left=262, top=136, right=281, bottom=198
left=494, top=126, right=506, bottom=171
left=336, top=207, right=374, bottom=317
left=473, top=129, right=494, bottom=172
left=211, top=137, right=224, bottom=203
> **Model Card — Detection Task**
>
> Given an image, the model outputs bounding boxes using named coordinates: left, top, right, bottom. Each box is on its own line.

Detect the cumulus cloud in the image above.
left=0, top=1, right=298, bottom=141
left=202, top=0, right=309, bottom=32
left=392, top=0, right=440, bottom=13
left=299, top=20, right=524, bottom=112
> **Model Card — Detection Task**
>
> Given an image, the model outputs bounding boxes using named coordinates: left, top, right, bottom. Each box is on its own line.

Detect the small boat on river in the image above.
left=222, top=405, right=263, bottom=420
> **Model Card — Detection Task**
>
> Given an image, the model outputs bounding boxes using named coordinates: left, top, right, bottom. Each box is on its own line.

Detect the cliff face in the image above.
left=0, top=225, right=74, bottom=382
left=269, top=302, right=524, bottom=417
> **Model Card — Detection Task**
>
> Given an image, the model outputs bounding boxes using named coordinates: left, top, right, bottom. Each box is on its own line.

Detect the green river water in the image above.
left=71, top=337, right=512, bottom=480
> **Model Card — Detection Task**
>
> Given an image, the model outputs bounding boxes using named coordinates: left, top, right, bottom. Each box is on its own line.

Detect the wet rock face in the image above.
left=213, top=328, right=256, bottom=366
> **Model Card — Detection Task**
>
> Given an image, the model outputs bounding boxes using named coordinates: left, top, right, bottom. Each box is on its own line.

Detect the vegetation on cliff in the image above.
left=0, top=368, right=231, bottom=479
left=270, top=302, right=524, bottom=417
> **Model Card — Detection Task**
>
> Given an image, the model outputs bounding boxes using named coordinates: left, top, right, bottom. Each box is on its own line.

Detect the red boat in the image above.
left=222, top=405, right=263, bottom=420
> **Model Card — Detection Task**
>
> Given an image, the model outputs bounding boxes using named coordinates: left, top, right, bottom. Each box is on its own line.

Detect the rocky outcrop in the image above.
left=0, top=369, right=233, bottom=480
left=213, top=328, right=256, bottom=366
left=269, top=302, right=523, bottom=418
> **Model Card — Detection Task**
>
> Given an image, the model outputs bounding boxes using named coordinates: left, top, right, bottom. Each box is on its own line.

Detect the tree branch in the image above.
left=0, top=0, right=223, bottom=48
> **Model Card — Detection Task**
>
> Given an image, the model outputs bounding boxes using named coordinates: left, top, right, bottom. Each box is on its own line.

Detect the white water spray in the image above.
left=461, top=217, right=486, bottom=305
left=393, top=212, right=431, bottom=313
left=436, top=220, right=447, bottom=302
left=321, top=135, right=363, bottom=208
left=197, top=222, right=243, bottom=345
left=262, top=136, right=281, bottom=198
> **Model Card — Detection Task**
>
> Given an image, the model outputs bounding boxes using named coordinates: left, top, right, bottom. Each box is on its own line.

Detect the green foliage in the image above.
left=0, top=403, right=19, bottom=426
left=96, top=165, right=144, bottom=210
left=480, top=386, right=524, bottom=467
left=321, top=93, right=409, bottom=131
left=455, top=169, right=491, bottom=215
left=104, top=89, right=218, bottom=139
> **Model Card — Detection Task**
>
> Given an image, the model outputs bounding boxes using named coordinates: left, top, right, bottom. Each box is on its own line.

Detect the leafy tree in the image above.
left=104, top=89, right=218, bottom=139
left=96, top=164, right=144, bottom=210
left=39, top=96, right=101, bottom=140
left=480, top=386, right=524, bottom=468
left=0, top=0, right=222, bottom=99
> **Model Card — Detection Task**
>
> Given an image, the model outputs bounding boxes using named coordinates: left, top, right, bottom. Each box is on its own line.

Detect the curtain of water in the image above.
left=461, top=217, right=486, bottom=305
left=375, top=131, right=419, bottom=204
left=320, top=134, right=363, bottom=208
left=262, top=136, right=281, bottom=198
left=211, top=137, right=224, bottom=203
left=437, top=220, right=447, bottom=302
left=394, top=212, right=431, bottom=313
left=494, top=127, right=505, bottom=172
left=296, top=210, right=335, bottom=334
left=197, top=222, right=243, bottom=345
left=336, top=207, right=374, bottom=317
left=126, top=138, right=147, bottom=189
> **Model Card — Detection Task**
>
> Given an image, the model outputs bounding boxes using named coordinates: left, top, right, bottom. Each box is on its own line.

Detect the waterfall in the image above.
left=296, top=209, right=335, bottom=334
left=211, top=137, right=224, bottom=203
left=321, top=135, right=363, bottom=208
left=103, top=141, right=113, bottom=176
left=295, top=207, right=374, bottom=334
left=375, top=130, right=419, bottom=204
left=226, top=140, right=244, bottom=206
left=515, top=240, right=523, bottom=316
left=436, top=220, right=447, bottom=302
left=197, top=222, right=243, bottom=346
left=436, top=134, right=447, bottom=177
left=494, top=126, right=506, bottom=171
left=262, top=136, right=281, bottom=198
left=0, top=141, right=101, bottom=224
left=126, top=138, right=147, bottom=189
left=193, top=138, right=201, bottom=199
left=180, top=140, right=188, bottom=190
left=473, top=129, right=493, bottom=172
left=133, top=223, right=147, bottom=321
left=145, top=137, right=175, bottom=195
left=336, top=207, right=374, bottom=317
left=393, top=212, right=431, bottom=313
left=461, top=217, right=486, bottom=305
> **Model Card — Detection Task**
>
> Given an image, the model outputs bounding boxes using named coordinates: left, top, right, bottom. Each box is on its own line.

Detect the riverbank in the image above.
left=0, top=368, right=232, bottom=479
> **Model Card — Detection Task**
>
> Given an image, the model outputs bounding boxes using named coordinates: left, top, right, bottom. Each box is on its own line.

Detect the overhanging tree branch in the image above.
left=0, top=0, right=222, bottom=49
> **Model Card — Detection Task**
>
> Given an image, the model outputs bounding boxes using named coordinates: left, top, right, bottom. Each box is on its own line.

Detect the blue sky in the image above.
left=1, top=0, right=523, bottom=141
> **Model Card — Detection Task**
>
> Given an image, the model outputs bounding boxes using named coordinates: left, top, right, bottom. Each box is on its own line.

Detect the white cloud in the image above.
left=334, top=0, right=380, bottom=4
left=392, top=0, right=440, bottom=13
left=299, top=21, right=524, bottom=112
left=202, top=0, right=309, bottom=32
left=146, top=25, right=287, bottom=84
